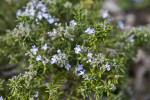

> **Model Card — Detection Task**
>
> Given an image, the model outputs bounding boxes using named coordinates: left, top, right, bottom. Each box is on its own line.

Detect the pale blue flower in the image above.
left=42, top=61, right=46, bottom=65
left=119, top=21, right=124, bottom=30
left=78, top=70, right=85, bottom=76
left=86, top=59, right=92, bottom=63
left=30, top=45, right=38, bottom=55
left=35, top=91, right=39, bottom=98
left=69, top=20, right=77, bottom=26
left=115, top=75, right=119, bottom=79
left=65, top=64, right=71, bottom=70
left=47, top=17, right=54, bottom=24
left=83, top=57, right=87, bottom=61
left=129, top=36, right=134, bottom=43
left=42, top=57, right=49, bottom=65
left=16, top=9, right=22, bottom=16
left=57, top=49, right=61, bottom=54
left=0, top=96, right=3, bottom=100
left=102, top=10, right=108, bottom=19
left=53, top=29, right=57, bottom=34
left=100, top=53, right=104, bottom=64
left=74, top=45, right=81, bottom=54
left=55, top=23, right=58, bottom=26
left=29, top=7, right=35, bottom=16
left=36, top=55, right=42, bottom=61
left=76, top=64, right=83, bottom=71
left=43, top=13, right=49, bottom=19
left=87, top=53, right=93, bottom=58
left=36, top=1, right=47, bottom=12
left=37, top=12, right=43, bottom=20
left=105, top=62, right=110, bottom=71
left=51, top=55, right=58, bottom=64
left=85, top=27, right=95, bottom=34
left=42, top=44, right=48, bottom=50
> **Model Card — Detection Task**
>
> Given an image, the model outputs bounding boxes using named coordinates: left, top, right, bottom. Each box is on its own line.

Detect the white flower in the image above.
left=36, top=55, right=42, bottom=61
left=42, top=44, right=48, bottom=50
left=74, top=45, right=81, bottom=54
left=51, top=55, right=58, bottom=64
left=69, top=20, right=77, bottom=26
left=102, top=10, right=109, bottom=19
left=85, top=27, right=95, bottom=34
left=65, top=64, right=71, bottom=70
left=30, top=45, right=38, bottom=55
left=87, top=53, right=93, bottom=58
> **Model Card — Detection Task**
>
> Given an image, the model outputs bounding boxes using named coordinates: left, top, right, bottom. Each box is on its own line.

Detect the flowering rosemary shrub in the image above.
left=0, top=0, right=150, bottom=100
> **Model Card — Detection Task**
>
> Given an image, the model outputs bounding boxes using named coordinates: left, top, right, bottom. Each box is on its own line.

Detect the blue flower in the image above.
left=105, top=62, right=110, bottom=71
left=85, top=27, right=95, bottom=34
left=65, top=64, right=71, bottom=70
left=43, top=13, right=49, bottom=19
left=76, top=64, right=83, bottom=72
left=51, top=55, right=58, bottom=64
left=69, top=20, right=77, bottom=26
left=36, top=55, right=42, bottom=61
left=87, top=53, right=93, bottom=58
left=47, top=16, right=54, bottom=24
left=30, top=45, right=38, bottom=55
left=129, top=36, right=134, bottom=42
left=74, top=45, right=81, bottom=54
left=42, top=44, right=48, bottom=50
left=42, top=61, right=46, bottom=65
left=115, top=75, right=119, bottom=79
left=102, top=10, right=108, bottom=19
left=35, top=91, right=39, bottom=98
left=57, top=49, right=61, bottom=54
left=0, top=96, right=3, bottom=100
left=37, top=12, right=43, bottom=20
left=78, top=70, right=85, bottom=76
left=119, top=21, right=124, bottom=30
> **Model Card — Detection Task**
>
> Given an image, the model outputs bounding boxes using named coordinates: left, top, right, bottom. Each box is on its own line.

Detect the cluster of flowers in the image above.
left=11, top=22, right=31, bottom=37
left=51, top=50, right=69, bottom=68
left=75, top=64, right=85, bottom=76
left=17, top=0, right=55, bottom=24
left=47, top=20, right=77, bottom=41
left=30, top=44, right=71, bottom=70
left=74, top=44, right=111, bottom=71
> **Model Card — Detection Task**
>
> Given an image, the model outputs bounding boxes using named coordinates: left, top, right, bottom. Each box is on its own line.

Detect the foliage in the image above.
left=0, top=0, right=150, bottom=100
